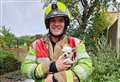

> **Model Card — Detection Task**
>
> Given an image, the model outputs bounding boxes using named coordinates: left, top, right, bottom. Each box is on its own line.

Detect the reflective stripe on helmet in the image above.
left=45, top=1, right=70, bottom=28
left=45, top=2, right=67, bottom=17
left=66, top=70, right=74, bottom=82
left=45, top=4, right=52, bottom=16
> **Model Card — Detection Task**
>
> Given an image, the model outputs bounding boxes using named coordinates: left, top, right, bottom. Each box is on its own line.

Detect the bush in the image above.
left=89, top=36, right=120, bottom=82
left=0, top=50, right=21, bottom=75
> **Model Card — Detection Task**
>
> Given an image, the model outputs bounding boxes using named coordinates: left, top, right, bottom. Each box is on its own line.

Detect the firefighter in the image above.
left=21, top=1, right=92, bottom=82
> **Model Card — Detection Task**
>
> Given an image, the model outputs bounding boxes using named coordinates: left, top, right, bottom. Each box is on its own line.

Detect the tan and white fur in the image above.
left=62, top=45, right=76, bottom=64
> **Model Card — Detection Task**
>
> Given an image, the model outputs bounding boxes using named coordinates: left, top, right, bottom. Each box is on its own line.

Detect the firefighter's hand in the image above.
left=55, top=55, right=73, bottom=72
left=45, top=74, right=53, bottom=82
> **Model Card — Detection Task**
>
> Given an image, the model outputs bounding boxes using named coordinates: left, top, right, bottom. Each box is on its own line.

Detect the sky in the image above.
left=0, top=0, right=47, bottom=36
left=0, top=0, right=120, bottom=36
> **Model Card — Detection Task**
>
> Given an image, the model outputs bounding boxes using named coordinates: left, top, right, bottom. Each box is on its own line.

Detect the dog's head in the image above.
left=62, top=45, right=75, bottom=59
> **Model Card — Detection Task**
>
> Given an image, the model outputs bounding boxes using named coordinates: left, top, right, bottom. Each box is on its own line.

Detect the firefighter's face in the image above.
left=49, top=16, right=65, bottom=36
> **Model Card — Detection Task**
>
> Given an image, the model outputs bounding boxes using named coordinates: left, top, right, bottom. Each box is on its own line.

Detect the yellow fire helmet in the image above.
left=44, top=1, right=71, bottom=28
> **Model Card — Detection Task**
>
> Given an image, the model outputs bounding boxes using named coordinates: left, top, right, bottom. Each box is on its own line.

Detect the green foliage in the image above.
left=41, top=0, right=115, bottom=39
left=92, top=12, right=112, bottom=35
left=17, top=35, right=36, bottom=47
left=0, top=26, right=16, bottom=48
left=113, top=0, right=120, bottom=12
left=0, top=36, right=5, bottom=48
left=0, top=50, right=21, bottom=75
left=90, top=36, right=120, bottom=82
left=0, top=26, right=39, bottom=48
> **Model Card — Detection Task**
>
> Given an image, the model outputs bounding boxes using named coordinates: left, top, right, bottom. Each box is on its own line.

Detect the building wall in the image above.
left=117, top=16, right=120, bottom=54
left=108, top=19, right=117, bottom=47
left=108, top=16, right=120, bottom=55
left=109, top=12, right=120, bottom=25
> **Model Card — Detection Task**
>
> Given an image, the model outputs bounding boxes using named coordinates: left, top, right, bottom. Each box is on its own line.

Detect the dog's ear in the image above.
left=72, top=48, right=76, bottom=53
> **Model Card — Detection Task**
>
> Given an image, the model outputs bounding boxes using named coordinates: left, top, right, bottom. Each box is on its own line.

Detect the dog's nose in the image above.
left=64, top=54, right=68, bottom=58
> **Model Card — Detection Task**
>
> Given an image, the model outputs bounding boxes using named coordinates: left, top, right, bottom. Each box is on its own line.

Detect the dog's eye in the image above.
left=68, top=52, right=70, bottom=54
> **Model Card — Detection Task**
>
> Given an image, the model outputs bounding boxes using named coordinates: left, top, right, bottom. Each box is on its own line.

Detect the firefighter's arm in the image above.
left=53, top=43, right=92, bottom=82
left=21, top=46, right=51, bottom=80
left=21, top=46, right=38, bottom=79
left=21, top=40, right=68, bottom=80
left=71, top=43, right=93, bottom=82
left=51, top=57, right=78, bottom=82
left=21, top=46, right=67, bottom=80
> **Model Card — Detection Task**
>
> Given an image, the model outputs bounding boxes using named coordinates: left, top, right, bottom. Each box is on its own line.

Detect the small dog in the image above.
left=62, top=45, right=76, bottom=64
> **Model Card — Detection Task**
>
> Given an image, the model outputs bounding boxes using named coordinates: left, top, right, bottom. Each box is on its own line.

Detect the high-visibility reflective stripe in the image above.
left=76, top=43, right=86, bottom=53
left=66, top=70, right=74, bottom=82
left=28, top=64, right=37, bottom=78
left=21, top=62, right=37, bottom=79
left=36, top=79, right=44, bottom=82
left=74, top=65, right=88, bottom=81
left=25, top=55, right=36, bottom=61
left=73, top=37, right=80, bottom=46
left=29, top=47, right=35, bottom=55
left=76, top=52, right=89, bottom=60
left=35, top=64, right=44, bottom=78
left=78, top=59, right=92, bottom=76
left=45, top=2, right=66, bottom=16
left=37, top=58, right=50, bottom=63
